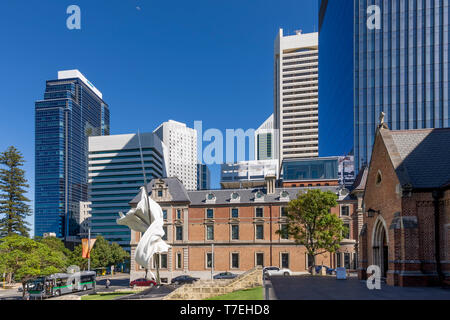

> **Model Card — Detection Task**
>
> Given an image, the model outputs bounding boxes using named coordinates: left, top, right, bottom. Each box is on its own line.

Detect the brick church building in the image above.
left=359, top=124, right=450, bottom=286
left=127, top=177, right=360, bottom=282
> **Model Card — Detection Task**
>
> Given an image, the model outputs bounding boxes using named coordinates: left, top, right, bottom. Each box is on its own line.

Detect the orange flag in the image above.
left=82, top=238, right=97, bottom=258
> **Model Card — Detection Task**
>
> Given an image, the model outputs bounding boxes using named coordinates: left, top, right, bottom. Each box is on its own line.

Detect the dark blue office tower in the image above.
left=35, top=70, right=110, bottom=239
left=318, top=0, right=354, bottom=158
left=354, top=0, right=450, bottom=171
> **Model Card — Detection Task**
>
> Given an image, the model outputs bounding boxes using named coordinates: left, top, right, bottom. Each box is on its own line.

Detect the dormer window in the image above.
left=158, top=190, right=163, bottom=197
left=206, top=193, right=216, bottom=204
left=231, top=192, right=240, bottom=203
left=255, top=191, right=264, bottom=202
left=280, top=191, right=290, bottom=201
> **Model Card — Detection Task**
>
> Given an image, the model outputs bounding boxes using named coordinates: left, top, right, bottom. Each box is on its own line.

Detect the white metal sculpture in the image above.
left=116, top=186, right=170, bottom=280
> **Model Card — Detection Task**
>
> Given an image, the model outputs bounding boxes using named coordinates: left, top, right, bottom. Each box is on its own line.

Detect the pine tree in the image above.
left=0, top=146, right=32, bottom=237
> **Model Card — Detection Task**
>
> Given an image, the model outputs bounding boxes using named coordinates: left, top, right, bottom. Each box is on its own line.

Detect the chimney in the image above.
left=265, top=175, right=276, bottom=195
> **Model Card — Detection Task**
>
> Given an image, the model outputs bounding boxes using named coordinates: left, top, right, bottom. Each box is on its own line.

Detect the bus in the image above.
left=25, top=271, right=96, bottom=299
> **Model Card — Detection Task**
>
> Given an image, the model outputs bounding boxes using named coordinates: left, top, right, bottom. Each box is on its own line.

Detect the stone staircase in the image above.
left=163, top=267, right=263, bottom=300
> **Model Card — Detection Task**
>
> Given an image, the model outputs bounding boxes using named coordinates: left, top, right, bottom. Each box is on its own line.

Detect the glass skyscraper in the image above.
left=88, top=133, right=165, bottom=251
left=318, top=0, right=354, bottom=157
left=354, top=0, right=450, bottom=170
left=35, top=70, right=110, bottom=239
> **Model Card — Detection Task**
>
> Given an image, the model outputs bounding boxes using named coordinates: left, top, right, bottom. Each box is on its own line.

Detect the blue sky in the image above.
left=0, top=0, right=318, bottom=233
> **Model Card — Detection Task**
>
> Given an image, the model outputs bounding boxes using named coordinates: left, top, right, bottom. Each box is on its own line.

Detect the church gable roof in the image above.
left=379, top=127, right=450, bottom=189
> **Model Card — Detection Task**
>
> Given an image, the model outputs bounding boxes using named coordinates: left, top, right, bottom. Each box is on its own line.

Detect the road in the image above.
left=269, top=275, right=450, bottom=300
left=0, top=274, right=131, bottom=300
left=0, top=286, right=22, bottom=301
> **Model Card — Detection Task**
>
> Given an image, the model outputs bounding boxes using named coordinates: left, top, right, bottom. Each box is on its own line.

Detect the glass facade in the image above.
left=35, top=76, right=109, bottom=238
left=354, top=0, right=450, bottom=170
left=282, top=157, right=338, bottom=181
left=318, top=0, right=355, bottom=157
left=257, top=133, right=273, bottom=160
left=89, top=142, right=164, bottom=251
left=197, top=163, right=211, bottom=190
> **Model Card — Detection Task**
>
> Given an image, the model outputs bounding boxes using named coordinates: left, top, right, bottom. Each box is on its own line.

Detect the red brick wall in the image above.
left=362, top=131, right=402, bottom=284
left=361, top=130, right=450, bottom=286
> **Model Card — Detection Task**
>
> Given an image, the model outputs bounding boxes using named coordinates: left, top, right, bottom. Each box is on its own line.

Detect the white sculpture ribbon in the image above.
left=116, top=187, right=170, bottom=280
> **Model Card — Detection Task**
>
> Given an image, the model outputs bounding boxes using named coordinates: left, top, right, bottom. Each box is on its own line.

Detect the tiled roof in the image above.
left=351, top=165, right=368, bottom=192
left=380, top=127, right=450, bottom=189
left=187, top=186, right=343, bottom=206
left=129, top=177, right=353, bottom=206
left=129, top=177, right=190, bottom=205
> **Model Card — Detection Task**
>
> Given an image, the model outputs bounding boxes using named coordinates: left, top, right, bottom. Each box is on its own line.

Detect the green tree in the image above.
left=110, top=242, right=129, bottom=267
left=0, top=146, right=32, bottom=237
left=90, top=236, right=113, bottom=269
left=68, top=244, right=88, bottom=270
left=0, top=235, right=66, bottom=295
left=277, top=189, right=346, bottom=271
left=68, top=236, right=129, bottom=271
left=37, top=236, right=71, bottom=267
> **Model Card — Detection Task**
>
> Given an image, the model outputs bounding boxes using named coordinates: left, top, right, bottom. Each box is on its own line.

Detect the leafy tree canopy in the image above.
left=68, top=236, right=129, bottom=270
left=0, top=235, right=66, bottom=284
left=277, top=189, right=346, bottom=267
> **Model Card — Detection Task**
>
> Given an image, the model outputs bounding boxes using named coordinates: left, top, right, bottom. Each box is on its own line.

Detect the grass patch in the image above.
left=205, top=287, right=263, bottom=301
left=81, top=292, right=134, bottom=300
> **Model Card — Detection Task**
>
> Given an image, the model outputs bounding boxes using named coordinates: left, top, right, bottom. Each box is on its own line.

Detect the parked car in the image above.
left=213, top=272, right=238, bottom=280
left=171, top=275, right=200, bottom=285
left=309, top=265, right=335, bottom=275
left=130, top=278, right=157, bottom=288
left=263, top=267, right=292, bottom=277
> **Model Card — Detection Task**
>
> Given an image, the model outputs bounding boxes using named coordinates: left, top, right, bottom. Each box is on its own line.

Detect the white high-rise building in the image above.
left=274, top=29, right=319, bottom=166
left=154, top=120, right=198, bottom=191
left=255, top=114, right=275, bottom=161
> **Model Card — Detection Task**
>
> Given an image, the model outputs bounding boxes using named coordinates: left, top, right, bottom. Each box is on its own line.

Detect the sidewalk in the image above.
left=263, top=280, right=278, bottom=300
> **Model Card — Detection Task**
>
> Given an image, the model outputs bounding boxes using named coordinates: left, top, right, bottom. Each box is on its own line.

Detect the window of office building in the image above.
left=206, top=208, right=214, bottom=219
left=176, top=252, right=182, bottom=269
left=256, top=253, right=264, bottom=267
left=161, top=254, right=168, bottom=269
left=336, top=253, right=342, bottom=268
left=344, top=253, right=351, bottom=269
left=206, top=253, right=214, bottom=269
left=255, top=207, right=264, bottom=218
left=281, top=253, right=289, bottom=269
left=307, top=254, right=314, bottom=268
left=341, top=206, right=349, bottom=216
left=343, top=223, right=350, bottom=239
left=206, top=225, right=214, bottom=241
left=231, top=208, right=239, bottom=218
left=176, top=226, right=183, bottom=241
left=280, top=224, right=289, bottom=240
left=231, top=225, right=239, bottom=240
left=162, top=209, right=168, bottom=220
left=162, top=226, right=168, bottom=241
left=177, top=209, right=182, bottom=220
left=231, top=253, right=239, bottom=269
left=154, top=254, right=168, bottom=269
left=256, top=224, right=264, bottom=240
left=281, top=207, right=288, bottom=217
